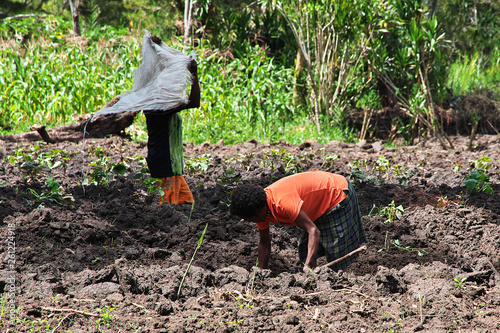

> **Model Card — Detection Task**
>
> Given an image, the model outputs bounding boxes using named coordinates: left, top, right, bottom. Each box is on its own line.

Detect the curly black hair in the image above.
left=230, top=184, right=267, bottom=218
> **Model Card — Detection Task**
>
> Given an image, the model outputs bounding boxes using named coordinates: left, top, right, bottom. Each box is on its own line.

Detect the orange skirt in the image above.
left=158, top=175, right=194, bottom=205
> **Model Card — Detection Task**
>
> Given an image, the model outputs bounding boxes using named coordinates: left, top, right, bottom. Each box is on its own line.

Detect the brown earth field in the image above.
left=1, top=133, right=500, bottom=333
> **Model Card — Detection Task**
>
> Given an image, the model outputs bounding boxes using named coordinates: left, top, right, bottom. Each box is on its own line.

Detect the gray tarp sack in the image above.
left=91, top=30, right=194, bottom=121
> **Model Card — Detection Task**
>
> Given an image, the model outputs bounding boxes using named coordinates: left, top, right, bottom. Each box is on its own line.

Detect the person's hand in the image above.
left=303, top=264, right=315, bottom=274
left=188, top=59, right=198, bottom=73
left=151, top=35, right=162, bottom=45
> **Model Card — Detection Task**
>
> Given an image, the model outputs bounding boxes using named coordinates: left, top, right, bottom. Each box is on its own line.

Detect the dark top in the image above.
left=145, top=57, right=200, bottom=178
left=146, top=113, right=175, bottom=178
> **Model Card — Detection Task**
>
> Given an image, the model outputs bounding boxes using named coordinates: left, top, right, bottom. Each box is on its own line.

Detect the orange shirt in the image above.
left=256, top=171, right=348, bottom=230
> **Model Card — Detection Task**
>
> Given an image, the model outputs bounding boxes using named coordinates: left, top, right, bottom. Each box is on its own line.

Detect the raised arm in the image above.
left=185, top=59, right=200, bottom=109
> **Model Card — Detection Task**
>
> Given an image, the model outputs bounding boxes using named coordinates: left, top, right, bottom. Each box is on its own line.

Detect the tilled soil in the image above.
left=1, top=134, right=500, bottom=332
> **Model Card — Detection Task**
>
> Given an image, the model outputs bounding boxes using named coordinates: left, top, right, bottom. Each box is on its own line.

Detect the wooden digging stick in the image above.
left=318, top=245, right=367, bottom=269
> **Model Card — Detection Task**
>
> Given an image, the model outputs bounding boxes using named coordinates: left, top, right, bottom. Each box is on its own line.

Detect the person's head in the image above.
left=230, top=184, right=268, bottom=222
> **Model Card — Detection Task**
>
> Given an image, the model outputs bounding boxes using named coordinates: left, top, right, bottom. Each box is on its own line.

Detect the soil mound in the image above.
left=1, top=134, right=499, bottom=332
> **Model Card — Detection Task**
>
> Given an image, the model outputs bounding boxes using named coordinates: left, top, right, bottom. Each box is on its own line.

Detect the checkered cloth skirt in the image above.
left=298, top=180, right=366, bottom=271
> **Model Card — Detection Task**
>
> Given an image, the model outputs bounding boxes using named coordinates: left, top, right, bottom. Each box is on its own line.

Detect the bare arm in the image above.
left=258, top=228, right=271, bottom=269
left=294, top=209, right=320, bottom=269
left=184, top=59, right=200, bottom=109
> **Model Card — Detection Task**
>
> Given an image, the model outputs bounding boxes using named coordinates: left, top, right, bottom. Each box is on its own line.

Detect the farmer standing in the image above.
left=230, top=170, right=366, bottom=272
left=145, top=36, right=200, bottom=205
left=91, top=31, right=200, bottom=205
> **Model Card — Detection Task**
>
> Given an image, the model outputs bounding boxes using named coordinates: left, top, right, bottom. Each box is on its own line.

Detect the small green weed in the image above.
left=454, top=276, right=467, bottom=289
left=96, top=306, right=115, bottom=328
left=348, top=160, right=372, bottom=185
left=321, top=153, right=339, bottom=168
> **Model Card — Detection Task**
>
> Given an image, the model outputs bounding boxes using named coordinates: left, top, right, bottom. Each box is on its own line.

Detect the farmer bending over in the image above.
left=230, top=170, right=367, bottom=272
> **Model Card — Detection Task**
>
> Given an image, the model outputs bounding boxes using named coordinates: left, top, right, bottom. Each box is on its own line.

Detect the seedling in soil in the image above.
left=454, top=277, right=467, bottom=289
left=464, top=156, right=494, bottom=194
left=391, top=239, right=428, bottom=258
left=464, top=170, right=493, bottom=194
left=469, top=156, right=493, bottom=172
left=368, top=201, right=404, bottom=224
left=96, top=306, right=115, bottom=328
left=178, top=214, right=207, bottom=300
left=452, top=161, right=462, bottom=173
left=132, top=156, right=164, bottom=195
left=378, top=231, right=390, bottom=253
left=237, top=152, right=254, bottom=171
left=392, top=165, right=416, bottom=186
left=27, top=177, right=75, bottom=205
left=321, top=153, right=339, bottom=169
left=374, top=155, right=390, bottom=174
left=8, top=146, right=46, bottom=183
left=217, top=166, right=241, bottom=186
left=185, top=154, right=212, bottom=175
left=261, top=148, right=285, bottom=171
left=348, top=160, right=372, bottom=185
left=417, top=157, right=429, bottom=167
left=437, top=196, right=459, bottom=208
left=84, top=146, right=129, bottom=186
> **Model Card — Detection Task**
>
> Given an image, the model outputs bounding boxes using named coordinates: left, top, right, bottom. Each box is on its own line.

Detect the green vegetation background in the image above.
left=1, top=0, right=498, bottom=145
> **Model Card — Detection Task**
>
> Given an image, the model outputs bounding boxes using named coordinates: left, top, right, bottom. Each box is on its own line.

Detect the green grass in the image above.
left=0, top=16, right=352, bottom=145
left=447, top=49, right=500, bottom=95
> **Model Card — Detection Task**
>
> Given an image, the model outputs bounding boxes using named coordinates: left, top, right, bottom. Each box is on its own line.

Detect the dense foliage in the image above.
left=0, top=0, right=498, bottom=145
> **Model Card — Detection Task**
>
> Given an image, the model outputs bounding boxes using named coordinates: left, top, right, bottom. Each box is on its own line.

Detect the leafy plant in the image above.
left=321, top=153, right=339, bottom=169
left=261, top=148, right=286, bottom=172
left=452, top=161, right=462, bottom=173
left=84, top=146, right=129, bottom=186
left=392, top=165, right=416, bottom=186
left=132, top=156, right=164, bottom=196
left=464, top=170, right=493, bottom=194
left=27, top=177, right=75, bottom=205
left=185, top=154, right=213, bottom=175
left=217, top=166, right=241, bottom=186
left=369, top=201, right=405, bottom=224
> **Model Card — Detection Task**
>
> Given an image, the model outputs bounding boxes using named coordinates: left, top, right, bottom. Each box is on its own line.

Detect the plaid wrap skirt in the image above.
left=298, top=180, right=366, bottom=271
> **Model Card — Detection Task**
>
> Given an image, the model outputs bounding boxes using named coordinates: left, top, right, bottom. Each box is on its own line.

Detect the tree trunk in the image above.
left=0, top=97, right=137, bottom=143
left=68, top=0, right=81, bottom=36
